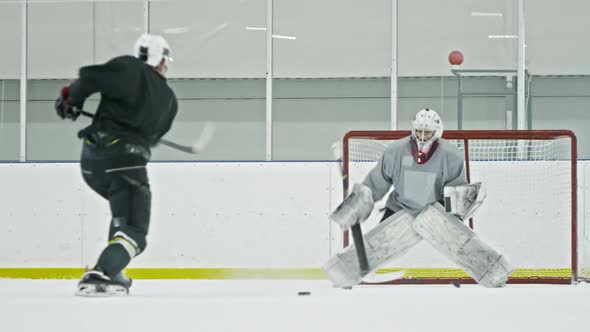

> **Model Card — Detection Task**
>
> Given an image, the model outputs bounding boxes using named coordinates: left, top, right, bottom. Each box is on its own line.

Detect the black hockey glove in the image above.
left=55, top=86, right=81, bottom=120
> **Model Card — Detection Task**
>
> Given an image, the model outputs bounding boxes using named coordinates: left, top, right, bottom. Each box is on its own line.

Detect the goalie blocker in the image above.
left=330, top=183, right=374, bottom=229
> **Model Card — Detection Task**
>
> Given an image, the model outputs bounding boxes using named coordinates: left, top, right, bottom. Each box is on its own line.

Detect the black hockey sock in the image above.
left=95, top=244, right=132, bottom=278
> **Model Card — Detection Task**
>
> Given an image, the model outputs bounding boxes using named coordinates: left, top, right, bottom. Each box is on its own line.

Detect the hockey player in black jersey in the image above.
left=55, top=34, right=178, bottom=296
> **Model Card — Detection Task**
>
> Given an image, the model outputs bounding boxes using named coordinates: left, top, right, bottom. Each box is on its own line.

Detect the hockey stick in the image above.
left=331, top=141, right=370, bottom=274
left=158, top=123, right=215, bottom=155
left=79, top=110, right=215, bottom=155
left=361, top=269, right=406, bottom=283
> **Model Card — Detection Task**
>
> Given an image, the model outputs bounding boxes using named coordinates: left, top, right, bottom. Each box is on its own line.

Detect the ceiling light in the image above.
left=488, top=35, right=517, bottom=39
left=471, top=12, right=503, bottom=17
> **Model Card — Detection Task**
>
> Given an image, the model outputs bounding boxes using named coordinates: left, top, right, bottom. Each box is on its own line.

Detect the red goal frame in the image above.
left=341, top=130, right=579, bottom=284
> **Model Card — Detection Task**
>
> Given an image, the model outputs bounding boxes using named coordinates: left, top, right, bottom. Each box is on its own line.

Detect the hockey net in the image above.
left=342, top=130, right=588, bottom=284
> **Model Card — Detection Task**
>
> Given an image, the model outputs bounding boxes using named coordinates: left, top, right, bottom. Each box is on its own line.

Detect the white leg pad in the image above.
left=323, top=210, right=421, bottom=288
left=413, top=203, right=513, bottom=287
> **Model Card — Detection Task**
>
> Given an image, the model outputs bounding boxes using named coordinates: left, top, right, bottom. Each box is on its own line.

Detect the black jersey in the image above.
left=69, top=55, right=178, bottom=149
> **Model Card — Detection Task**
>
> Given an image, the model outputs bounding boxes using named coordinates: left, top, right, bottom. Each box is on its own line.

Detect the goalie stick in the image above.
left=79, top=110, right=215, bottom=155
left=331, top=141, right=406, bottom=284
left=331, top=141, right=370, bottom=275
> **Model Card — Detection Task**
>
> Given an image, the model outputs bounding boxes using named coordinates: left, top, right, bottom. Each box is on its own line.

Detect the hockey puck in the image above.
left=297, top=291, right=311, bottom=296
left=451, top=281, right=461, bottom=288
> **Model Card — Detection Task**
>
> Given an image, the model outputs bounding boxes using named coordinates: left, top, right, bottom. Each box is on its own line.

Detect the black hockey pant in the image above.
left=80, top=134, right=151, bottom=278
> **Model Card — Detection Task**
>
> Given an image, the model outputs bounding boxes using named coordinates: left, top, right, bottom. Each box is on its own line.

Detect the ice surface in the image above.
left=0, top=279, right=588, bottom=332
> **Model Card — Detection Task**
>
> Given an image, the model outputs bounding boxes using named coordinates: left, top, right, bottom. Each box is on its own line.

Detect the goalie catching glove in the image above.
left=330, top=183, right=374, bottom=230
left=55, top=85, right=81, bottom=120
left=444, top=182, right=486, bottom=220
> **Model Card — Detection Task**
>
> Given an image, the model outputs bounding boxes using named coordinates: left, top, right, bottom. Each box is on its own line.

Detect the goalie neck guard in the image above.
left=410, top=138, right=439, bottom=164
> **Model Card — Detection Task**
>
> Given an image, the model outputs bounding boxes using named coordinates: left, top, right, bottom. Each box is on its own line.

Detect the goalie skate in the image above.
left=76, top=270, right=132, bottom=297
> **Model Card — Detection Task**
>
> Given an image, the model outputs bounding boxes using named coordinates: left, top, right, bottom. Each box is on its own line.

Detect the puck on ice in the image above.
left=298, top=291, right=311, bottom=296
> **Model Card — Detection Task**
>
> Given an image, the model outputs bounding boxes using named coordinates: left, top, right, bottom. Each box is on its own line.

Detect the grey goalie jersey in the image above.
left=362, top=136, right=467, bottom=216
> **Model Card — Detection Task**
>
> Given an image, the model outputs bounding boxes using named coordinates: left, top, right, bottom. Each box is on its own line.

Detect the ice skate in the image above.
left=76, top=269, right=131, bottom=297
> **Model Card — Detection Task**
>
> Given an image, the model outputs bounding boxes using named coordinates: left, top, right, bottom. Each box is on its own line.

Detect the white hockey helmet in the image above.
left=412, top=108, right=443, bottom=144
left=134, top=34, right=172, bottom=67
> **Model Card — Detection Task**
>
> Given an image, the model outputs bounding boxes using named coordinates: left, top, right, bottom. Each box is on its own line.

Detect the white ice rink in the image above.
left=1, top=279, right=589, bottom=332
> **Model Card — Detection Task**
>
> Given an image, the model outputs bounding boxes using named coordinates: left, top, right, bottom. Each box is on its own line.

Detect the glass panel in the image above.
left=150, top=0, right=266, bottom=160
left=526, top=0, right=590, bottom=159
left=94, top=0, right=145, bottom=63
left=28, top=1, right=94, bottom=79
left=26, top=1, right=143, bottom=161
left=273, top=0, right=392, bottom=160
left=398, top=0, right=518, bottom=131
left=0, top=1, right=21, bottom=161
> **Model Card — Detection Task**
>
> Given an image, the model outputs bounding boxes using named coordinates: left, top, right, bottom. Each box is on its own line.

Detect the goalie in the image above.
left=324, top=109, right=512, bottom=288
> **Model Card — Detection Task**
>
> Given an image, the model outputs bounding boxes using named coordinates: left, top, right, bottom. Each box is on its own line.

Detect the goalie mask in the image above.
left=411, top=109, right=444, bottom=164
left=134, top=34, right=173, bottom=69
left=412, top=109, right=443, bottom=145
